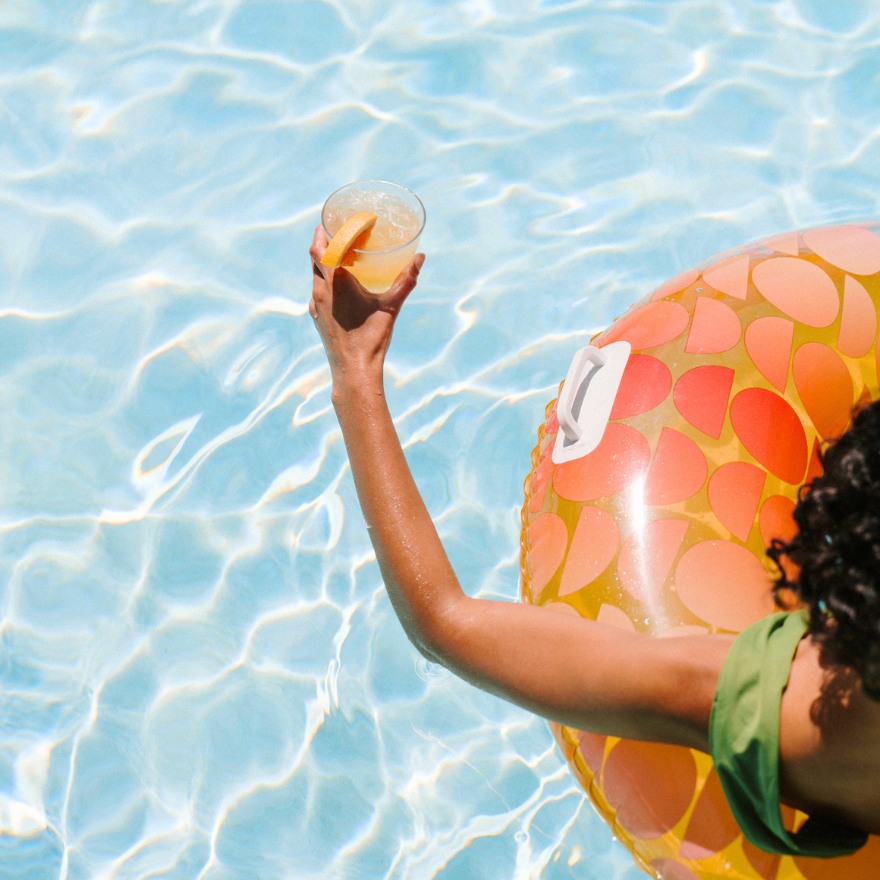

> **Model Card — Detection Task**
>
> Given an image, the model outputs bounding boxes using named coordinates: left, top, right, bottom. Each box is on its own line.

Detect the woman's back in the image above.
left=780, top=633, right=880, bottom=834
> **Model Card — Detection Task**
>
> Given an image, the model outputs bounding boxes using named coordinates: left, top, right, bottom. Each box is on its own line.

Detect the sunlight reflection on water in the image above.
left=1, top=1, right=879, bottom=878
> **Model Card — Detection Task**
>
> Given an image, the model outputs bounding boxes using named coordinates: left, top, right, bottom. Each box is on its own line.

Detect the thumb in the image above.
left=383, top=253, right=425, bottom=311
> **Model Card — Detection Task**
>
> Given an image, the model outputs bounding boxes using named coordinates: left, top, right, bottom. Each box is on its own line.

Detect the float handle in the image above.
left=551, top=341, right=631, bottom=464
left=556, top=346, right=608, bottom=442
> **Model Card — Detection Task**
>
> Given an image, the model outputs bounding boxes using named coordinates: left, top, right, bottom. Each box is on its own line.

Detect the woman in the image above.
left=308, top=226, right=880, bottom=857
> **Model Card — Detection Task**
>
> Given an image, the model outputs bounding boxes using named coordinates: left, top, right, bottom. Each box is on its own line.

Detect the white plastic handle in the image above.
left=552, top=341, right=631, bottom=464
left=556, top=346, right=608, bottom=443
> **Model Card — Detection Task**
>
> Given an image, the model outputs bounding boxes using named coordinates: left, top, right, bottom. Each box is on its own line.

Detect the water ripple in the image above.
left=2, top=1, right=880, bottom=878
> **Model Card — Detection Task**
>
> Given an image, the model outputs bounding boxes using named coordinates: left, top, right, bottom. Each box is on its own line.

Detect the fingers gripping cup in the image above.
left=321, top=180, right=425, bottom=293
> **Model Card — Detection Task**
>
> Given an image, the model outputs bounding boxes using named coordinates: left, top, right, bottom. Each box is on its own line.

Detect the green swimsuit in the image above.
left=709, top=611, right=869, bottom=858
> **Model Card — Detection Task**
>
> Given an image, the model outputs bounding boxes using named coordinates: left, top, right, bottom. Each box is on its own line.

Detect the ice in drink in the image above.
left=322, top=181, right=425, bottom=293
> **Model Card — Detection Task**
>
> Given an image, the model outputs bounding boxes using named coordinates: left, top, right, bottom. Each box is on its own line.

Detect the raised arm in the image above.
left=308, top=226, right=730, bottom=752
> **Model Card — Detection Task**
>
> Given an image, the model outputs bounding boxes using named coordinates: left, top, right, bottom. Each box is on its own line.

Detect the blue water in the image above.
left=2, top=2, right=880, bottom=878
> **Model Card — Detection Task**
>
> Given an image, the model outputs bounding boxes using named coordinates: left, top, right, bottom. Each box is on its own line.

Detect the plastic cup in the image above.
left=321, top=180, right=425, bottom=293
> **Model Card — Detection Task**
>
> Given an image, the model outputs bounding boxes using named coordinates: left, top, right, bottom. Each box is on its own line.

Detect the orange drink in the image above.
left=321, top=180, right=425, bottom=292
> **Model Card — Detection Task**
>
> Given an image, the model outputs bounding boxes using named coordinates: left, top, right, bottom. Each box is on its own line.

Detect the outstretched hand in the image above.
left=309, top=225, right=425, bottom=389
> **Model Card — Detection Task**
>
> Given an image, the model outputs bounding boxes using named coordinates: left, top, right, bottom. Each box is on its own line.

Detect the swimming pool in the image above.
left=2, top=1, right=879, bottom=878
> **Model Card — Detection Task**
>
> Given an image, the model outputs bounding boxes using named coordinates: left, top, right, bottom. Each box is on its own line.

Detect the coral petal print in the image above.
left=553, top=423, right=651, bottom=501
left=752, top=258, right=840, bottom=327
left=838, top=275, right=878, bottom=359
left=759, top=495, right=798, bottom=549
left=649, top=861, right=701, bottom=880
left=762, top=230, right=800, bottom=255
left=618, top=518, right=689, bottom=606
left=528, top=446, right=553, bottom=513
left=520, top=225, right=880, bottom=880
left=730, top=388, right=808, bottom=484
left=741, top=839, right=784, bottom=880
left=674, top=365, right=735, bottom=438
left=577, top=731, right=607, bottom=776
left=596, top=603, right=636, bottom=630
left=803, top=225, right=880, bottom=275
left=708, top=462, right=766, bottom=542
left=525, top=513, right=568, bottom=597
left=794, top=835, right=880, bottom=879
left=643, top=428, right=708, bottom=505
left=558, top=507, right=619, bottom=596
left=651, top=267, right=700, bottom=301
left=702, top=253, right=750, bottom=299
left=805, top=437, right=824, bottom=486
left=680, top=768, right=742, bottom=860
left=602, top=740, right=698, bottom=838
left=792, top=343, right=854, bottom=440
left=675, top=541, right=776, bottom=631
left=609, top=354, right=672, bottom=420
left=745, top=315, right=795, bottom=392
left=598, top=300, right=690, bottom=349
left=686, top=297, right=742, bottom=353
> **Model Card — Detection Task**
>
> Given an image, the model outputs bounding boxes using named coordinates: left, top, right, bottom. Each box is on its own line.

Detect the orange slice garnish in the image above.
left=320, top=212, right=378, bottom=268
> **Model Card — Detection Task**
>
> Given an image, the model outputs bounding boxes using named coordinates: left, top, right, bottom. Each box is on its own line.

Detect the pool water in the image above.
left=2, top=1, right=880, bottom=878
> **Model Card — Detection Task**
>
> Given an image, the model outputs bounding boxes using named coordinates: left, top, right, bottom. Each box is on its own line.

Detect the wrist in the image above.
left=331, top=368, right=386, bottom=410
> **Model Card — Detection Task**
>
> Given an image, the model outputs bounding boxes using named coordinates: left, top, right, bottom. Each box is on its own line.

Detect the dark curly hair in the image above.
left=768, top=398, right=880, bottom=700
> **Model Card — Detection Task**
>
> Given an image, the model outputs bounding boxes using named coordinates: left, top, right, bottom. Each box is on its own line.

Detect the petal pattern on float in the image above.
left=794, top=835, right=880, bottom=880
left=741, top=833, right=785, bottom=878
left=528, top=446, right=553, bottom=513
left=596, top=603, right=636, bottom=631
left=618, top=518, right=689, bottom=606
left=602, top=740, right=697, bottom=839
left=576, top=731, right=607, bottom=777
left=643, top=428, right=708, bottom=505
left=805, top=437, right=824, bottom=486
left=838, top=275, right=878, bottom=359
left=730, top=388, right=808, bottom=485
left=744, top=316, right=794, bottom=392
left=877, top=331, right=880, bottom=388
left=761, top=230, right=800, bottom=256
left=609, top=354, right=672, bottom=420
left=599, top=300, right=690, bottom=349
left=558, top=506, right=620, bottom=596
left=648, top=860, right=701, bottom=880
left=752, top=258, right=840, bottom=327
left=792, top=343, right=854, bottom=440
left=685, top=297, right=742, bottom=353
left=525, top=512, right=568, bottom=597
left=544, top=601, right=581, bottom=617
left=651, top=267, right=700, bottom=301
left=708, top=461, right=766, bottom=542
left=553, top=423, right=651, bottom=501
left=759, top=495, right=797, bottom=549
left=674, top=365, right=735, bottom=438
left=680, top=767, right=742, bottom=860
left=702, top=253, right=750, bottom=299
left=675, top=540, right=776, bottom=631
left=803, top=225, right=880, bottom=275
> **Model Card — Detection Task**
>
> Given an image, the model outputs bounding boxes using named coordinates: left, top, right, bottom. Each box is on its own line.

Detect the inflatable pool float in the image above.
left=520, top=224, right=880, bottom=879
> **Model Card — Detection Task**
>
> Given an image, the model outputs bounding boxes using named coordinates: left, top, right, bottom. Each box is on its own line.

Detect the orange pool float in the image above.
left=520, top=224, right=880, bottom=879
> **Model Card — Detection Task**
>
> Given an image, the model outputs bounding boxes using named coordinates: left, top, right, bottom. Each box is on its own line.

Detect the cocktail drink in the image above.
left=321, top=180, right=425, bottom=293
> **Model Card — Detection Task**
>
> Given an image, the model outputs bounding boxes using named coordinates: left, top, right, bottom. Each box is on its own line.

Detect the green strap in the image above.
left=709, top=611, right=868, bottom=858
